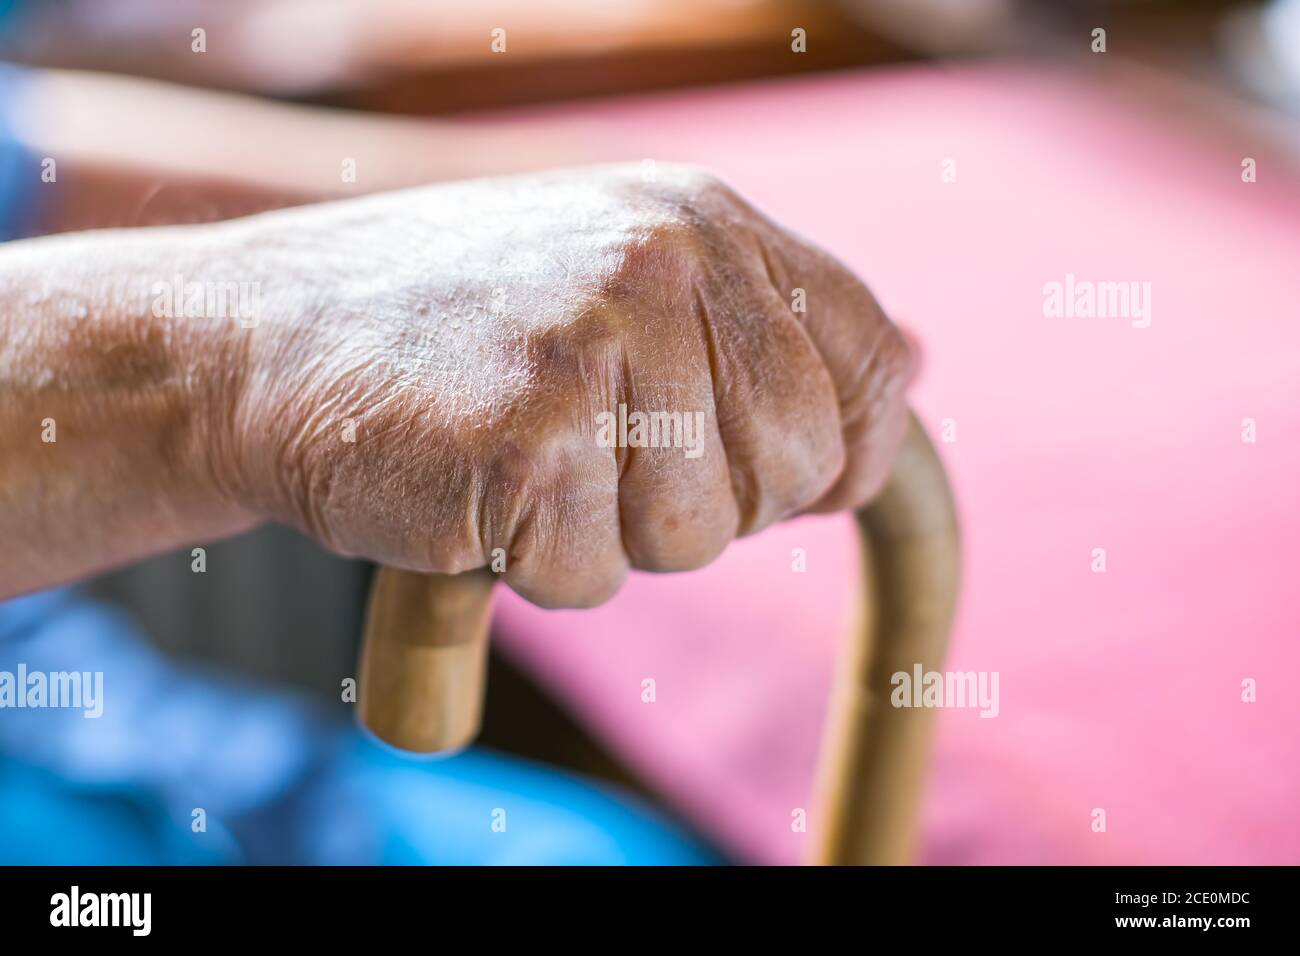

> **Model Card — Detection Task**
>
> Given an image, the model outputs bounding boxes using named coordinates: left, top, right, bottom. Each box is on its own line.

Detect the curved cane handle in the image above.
left=356, top=412, right=959, bottom=864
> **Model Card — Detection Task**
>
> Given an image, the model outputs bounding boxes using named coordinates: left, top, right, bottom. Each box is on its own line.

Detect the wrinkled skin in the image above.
left=1, top=164, right=910, bottom=607
left=212, top=163, right=911, bottom=607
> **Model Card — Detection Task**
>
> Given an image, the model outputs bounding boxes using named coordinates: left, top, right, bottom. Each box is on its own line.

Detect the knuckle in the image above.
left=482, top=430, right=566, bottom=511
left=484, top=425, right=609, bottom=543
left=625, top=165, right=733, bottom=237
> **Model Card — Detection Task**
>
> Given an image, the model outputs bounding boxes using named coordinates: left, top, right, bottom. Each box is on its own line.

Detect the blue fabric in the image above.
left=0, top=590, right=719, bottom=865
left=0, top=2, right=23, bottom=32
left=0, top=60, right=38, bottom=241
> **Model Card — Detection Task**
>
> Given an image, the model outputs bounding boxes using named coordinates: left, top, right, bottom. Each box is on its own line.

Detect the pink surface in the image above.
left=487, top=66, right=1300, bottom=864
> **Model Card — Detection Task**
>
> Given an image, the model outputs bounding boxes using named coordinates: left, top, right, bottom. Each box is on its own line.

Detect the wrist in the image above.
left=0, top=227, right=260, bottom=591
left=133, top=226, right=265, bottom=532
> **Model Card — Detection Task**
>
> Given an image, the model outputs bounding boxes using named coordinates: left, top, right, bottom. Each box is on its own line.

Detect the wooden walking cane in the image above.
left=357, top=411, right=959, bottom=864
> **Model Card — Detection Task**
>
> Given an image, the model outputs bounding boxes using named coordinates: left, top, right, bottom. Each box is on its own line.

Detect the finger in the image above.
left=696, top=255, right=847, bottom=535
left=615, top=309, right=739, bottom=573
left=481, top=418, right=629, bottom=609
left=757, top=233, right=913, bottom=511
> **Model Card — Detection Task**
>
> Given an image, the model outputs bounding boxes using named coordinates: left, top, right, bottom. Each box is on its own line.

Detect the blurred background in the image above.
left=2, top=0, right=1298, bottom=865
left=6, top=0, right=1300, bottom=115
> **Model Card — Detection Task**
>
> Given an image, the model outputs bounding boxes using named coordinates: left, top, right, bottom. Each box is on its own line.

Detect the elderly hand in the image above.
left=1, top=164, right=910, bottom=605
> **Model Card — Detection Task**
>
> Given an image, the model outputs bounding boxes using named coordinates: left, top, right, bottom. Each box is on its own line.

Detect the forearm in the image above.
left=0, top=227, right=256, bottom=598
left=5, top=67, right=586, bottom=236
